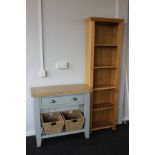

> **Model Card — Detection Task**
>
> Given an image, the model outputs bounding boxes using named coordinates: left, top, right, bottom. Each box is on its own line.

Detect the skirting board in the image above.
left=26, top=130, right=35, bottom=136
left=123, top=117, right=129, bottom=121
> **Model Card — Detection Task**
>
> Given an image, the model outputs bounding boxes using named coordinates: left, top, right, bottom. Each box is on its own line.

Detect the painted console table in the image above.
left=31, top=84, right=92, bottom=147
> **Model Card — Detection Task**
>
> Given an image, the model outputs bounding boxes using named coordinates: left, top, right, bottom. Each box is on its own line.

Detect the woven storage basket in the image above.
left=62, top=110, right=84, bottom=132
left=41, top=112, right=64, bottom=134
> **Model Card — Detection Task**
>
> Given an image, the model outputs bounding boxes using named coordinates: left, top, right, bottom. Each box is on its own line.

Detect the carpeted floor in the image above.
left=26, top=123, right=129, bottom=155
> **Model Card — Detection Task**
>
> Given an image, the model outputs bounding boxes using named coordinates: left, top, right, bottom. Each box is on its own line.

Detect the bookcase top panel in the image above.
left=85, top=17, right=124, bottom=23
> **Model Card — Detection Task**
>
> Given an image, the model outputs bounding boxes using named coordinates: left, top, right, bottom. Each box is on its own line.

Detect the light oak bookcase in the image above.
left=85, top=17, right=124, bottom=131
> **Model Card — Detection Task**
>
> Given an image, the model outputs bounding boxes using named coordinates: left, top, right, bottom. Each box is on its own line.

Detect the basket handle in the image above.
left=51, top=122, right=57, bottom=126
left=72, top=119, right=77, bottom=123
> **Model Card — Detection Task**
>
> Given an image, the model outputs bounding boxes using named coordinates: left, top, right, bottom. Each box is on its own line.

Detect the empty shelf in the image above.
left=93, top=84, right=116, bottom=90
left=94, top=65, right=116, bottom=69
left=93, top=103, right=114, bottom=111
left=95, top=44, right=118, bottom=47
left=92, top=121, right=113, bottom=131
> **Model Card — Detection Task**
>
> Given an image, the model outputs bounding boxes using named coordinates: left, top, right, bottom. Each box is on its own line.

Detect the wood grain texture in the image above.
left=85, top=21, right=95, bottom=88
left=94, top=65, right=116, bottom=69
left=92, top=121, right=113, bottom=131
left=85, top=17, right=124, bottom=131
left=95, top=22, right=118, bottom=45
left=93, top=103, right=114, bottom=111
left=92, top=109, right=114, bottom=130
left=93, top=84, right=116, bottom=90
left=94, top=69, right=116, bottom=87
left=85, top=17, right=124, bottom=23
left=31, top=84, right=92, bottom=97
left=94, top=47, right=117, bottom=66
left=93, top=89, right=115, bottom=105
left=95, top=44, right=117, bottom=47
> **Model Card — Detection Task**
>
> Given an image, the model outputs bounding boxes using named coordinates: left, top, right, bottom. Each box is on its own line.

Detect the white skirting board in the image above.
left=26, top=130, right=35, bottom=136
left=123, top=117, right=129, bottom=121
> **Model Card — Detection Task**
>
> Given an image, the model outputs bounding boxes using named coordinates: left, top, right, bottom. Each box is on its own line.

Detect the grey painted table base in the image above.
left=33, top=93, right=90, bottom=147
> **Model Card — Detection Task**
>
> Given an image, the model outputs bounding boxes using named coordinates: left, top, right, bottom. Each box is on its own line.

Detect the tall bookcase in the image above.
left=85, top=17, right=124, bottom=131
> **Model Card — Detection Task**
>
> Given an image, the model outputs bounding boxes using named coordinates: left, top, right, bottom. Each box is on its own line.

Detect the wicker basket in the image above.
left=41, top=112, right=64, bottom=134
left=62, top=110, right=84, bottom=132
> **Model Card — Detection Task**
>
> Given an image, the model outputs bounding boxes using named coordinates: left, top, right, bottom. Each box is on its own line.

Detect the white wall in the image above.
left=26, top=0, right=128, bottom=135
left=116, top=0, right=129, bottom=123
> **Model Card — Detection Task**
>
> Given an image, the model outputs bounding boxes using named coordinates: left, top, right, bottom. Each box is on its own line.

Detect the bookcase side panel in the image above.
left=85, top=21, right=95, bottom=88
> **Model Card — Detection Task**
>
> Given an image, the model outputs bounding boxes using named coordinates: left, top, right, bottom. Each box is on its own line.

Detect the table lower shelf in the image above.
left=41, top=129, right=85, bottom=139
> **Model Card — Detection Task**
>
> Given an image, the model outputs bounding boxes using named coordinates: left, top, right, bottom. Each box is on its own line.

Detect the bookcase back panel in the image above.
left=94, top=47, right=117, bottom=66
left=95, top=22, right=118, bottom=45
left=93, top=69, right=116, bottom=87
left=92, top=109, right=114, bottom=123
left=93, top=89, right=115, bottom=104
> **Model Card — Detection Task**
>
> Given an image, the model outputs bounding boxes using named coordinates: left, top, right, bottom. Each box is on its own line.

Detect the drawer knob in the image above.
left=71, top=97, right=78, bottom=101
left=49, top=99, right=56, bottom=103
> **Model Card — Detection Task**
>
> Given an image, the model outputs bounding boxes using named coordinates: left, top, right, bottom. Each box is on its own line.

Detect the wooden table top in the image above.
left=31, top=84, right=92, bottom=97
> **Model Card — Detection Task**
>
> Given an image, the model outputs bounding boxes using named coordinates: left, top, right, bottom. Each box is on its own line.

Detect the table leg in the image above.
left=84, top=93, right=90, bottom=139
left=34, top=97, right=42, bottom=147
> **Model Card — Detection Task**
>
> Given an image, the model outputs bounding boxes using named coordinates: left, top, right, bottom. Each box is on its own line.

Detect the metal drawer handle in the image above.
left=71, top=97, right=78, bottom=101
left=49, top=99, right=56, bottom=103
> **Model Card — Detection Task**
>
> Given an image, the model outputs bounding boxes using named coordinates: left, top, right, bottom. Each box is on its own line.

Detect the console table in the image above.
left=31, top=84, right=92, bottom=147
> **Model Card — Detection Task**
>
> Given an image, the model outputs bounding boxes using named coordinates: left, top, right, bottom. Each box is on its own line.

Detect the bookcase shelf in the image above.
left=94, top=47, right=117, bottom=66
left=94, top=65, right=116, bottom=69
left=94, top=69, right=116, bottom=87
left=92, top=108, right=114, bottom=130
left=95, top=44, right=118, bottom=47
left=93, top=103, right=114, bottom=111
left=93, top=84, right=116, bottom=90
left=92, top=121, right=113, bottom=131
left=85, top=17, right=124, bottom=131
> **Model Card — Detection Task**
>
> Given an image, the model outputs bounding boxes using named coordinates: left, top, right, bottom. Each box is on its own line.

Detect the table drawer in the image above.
left=41, top=95, right=84, bottom=107
left=64, top=95, right=83, bottom=104
left=41, top=97, right=63, bottom=106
